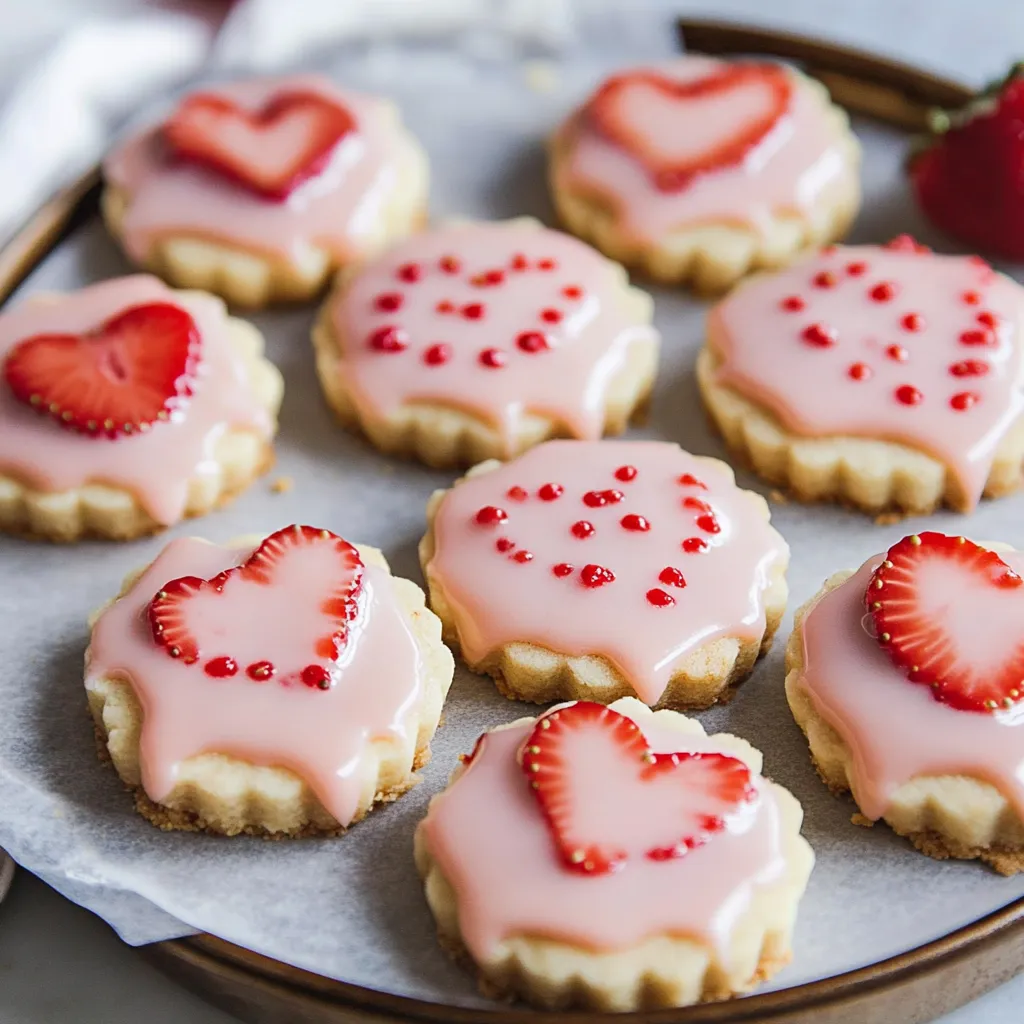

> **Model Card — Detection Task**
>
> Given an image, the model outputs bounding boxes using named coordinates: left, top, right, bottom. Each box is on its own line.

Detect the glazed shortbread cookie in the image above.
left=787, top=532, right=1024, bottom=874
left=420, top=440, right=788, bottom=708
left=103, top=74, right=428, bottom=307
left=0, top=275, right=281, bottom=542
left=549, top=56, right=859, bottom=291
left=415, top=698, right=814, bottom=1010
left=313, top=219, right=659, bottom=468
left=701, top=239, right=1024, bottom=514
left=85, top=525, right=454, bottom=836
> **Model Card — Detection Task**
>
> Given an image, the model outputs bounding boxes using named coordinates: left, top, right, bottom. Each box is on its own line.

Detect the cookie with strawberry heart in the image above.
left=415, top=698, right=813, bottom=1009
left=313, top=218, right=659, bottom=468
left=787, top=532, right=1024, bottom=874
left=420, top=439, right=788, bottom=708
left=102, top=74, right=428, bottom=308
left=0, top=275, right=282, bottom=542
left=85, top=525, right=454, bottom=835
left=548, top=55, right=860, bottom=291
left=699, top=238, right=1024, bottom=515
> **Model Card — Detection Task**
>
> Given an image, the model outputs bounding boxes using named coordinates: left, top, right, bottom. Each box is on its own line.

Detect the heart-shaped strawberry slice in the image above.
left=3, top=302, right=199, bottom=438
left=149, top=525, right=364, bottom=689
left=163, top=90, right=357, bottom=200
left=521, top=702, right=756, bottom=874
left=586, top=64, right=792, bottom=193
left=868, top=532, right=1024, bottom=712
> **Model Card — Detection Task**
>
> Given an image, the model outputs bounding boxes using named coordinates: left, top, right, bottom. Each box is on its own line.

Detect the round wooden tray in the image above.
left=2, top=18, right=1019, bottom=1024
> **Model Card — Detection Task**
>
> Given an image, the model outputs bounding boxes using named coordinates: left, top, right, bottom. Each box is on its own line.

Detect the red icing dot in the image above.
left=813, top=271, right=837, bottom=288
left=951, top=391, right=980, bottom=411
left=571, top=520, right=595, bottom=539
left=963, top=291, right=982, bottom=306
left=516, top=331, right=550, bottom=353
left=615, top=465, right=638, bottom=482
left=423, top=343, right=451, bottom=366
left=683, top=496, right=711, bottom=513
left=205, top=656, right=238, bottom=678
left=780, top=296, right=805, bottom=312
left=646, top=588, right=675, bottom=607
left=583, top=489, right=624, bottom=507
left=696, top=514, right=720, bottom=534
left=540, top=308, right=563, bottom=324
left=552, top=563, right=574, bottom=578
left=436, top=300, right=455, bottom=314
left=977, top=311, right=1000, bottom=329
left=374, top=292, right=403, bottom=312
left=562, top=285, right=583, bottom=299
left=802, top=323, right=837, bottom=347
left=885, top=234, right=930, bottom=253
left=462, top=303, right=485, bottom=320
left=397, top=262, right=422, bottom=283
left=822, top=244, right=838, bottom=255
left=368, top=326, right=408, bottom=352
left=960, top=329, right=995, bottom=347
left=870, top=282, right=898, bottom=302
left=677, top=474, right=707, bottom=489
left=496, top=537, right=515, bottom=552
left=580, top=564, right=615, bottom=587
left=682, top=537, right=709, bottom=553
left=846, top=261, right=868, bottom=276
left=439, top=255, right=461, bottom=274
left=475, top=505, right=507, bottom=526
left=620, top=514, right=650, bottom=532
left=510, top=253, right=529, bottom=271
left=537, top=258, right=557, bottom=271
left=950, top=359, right=989, bottom=377
left=659, top=567, right=687, bottom=588
left=886, top=344, right=909, bottom=363
left=471, top=269, right=506, bottom=287
left=479, top=347, right=506, bottom=368
left=507, top=486, right=528, bottom=501
left=895, top=385, right=923, bottom=406
left=512, top=550, right=534, bottom=563
left=538, top=483, right=564, bottom=501
left=848, top=362, right=872, bottom=381
left=247, top=660, right=275, bottom=681
left=901, top=313, right=926, bottom=332
left=301, top=665, right=331, bottom=690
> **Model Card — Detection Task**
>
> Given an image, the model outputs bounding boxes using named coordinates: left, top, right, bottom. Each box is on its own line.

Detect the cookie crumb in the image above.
left=851, top=813, right=875, bottom=828
left=270, top=476, right=294, bottom=494
left=769, top=489, right=788, bottom=504
left=874, top=511, right=904, bottom=526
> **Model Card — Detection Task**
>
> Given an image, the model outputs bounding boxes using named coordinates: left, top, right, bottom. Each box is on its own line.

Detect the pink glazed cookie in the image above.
left=700, top=238, right=1024, bottom=515
left=415, top=698, right=813, bottom=1009
left=103, top=74, right=428, bottom=308
left=0, top=275, right=282, bottom=542
left=85, top=525, right=454, bottom=835
left=420, top=440, right=789, bottom=708
left=549, top=56, right=860, bottom=291
left=313, top=219, right=659, bottom=467
left=787, top=532, right=1024, bottom=874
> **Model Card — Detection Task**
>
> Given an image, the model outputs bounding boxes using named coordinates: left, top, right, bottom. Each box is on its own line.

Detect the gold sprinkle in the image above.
left=530, top=781, right=539, bottom=790
left=157, top=410, right=169, bottom=420
left=642, top=752, right=655, bottom=763
left=48, top=403, right=60, bottom=414
left=86, top=420, right=97, bottom=431
left=169, top=646, right=181, bottom=657
left=29, top=394, right=41, bottom=406
left=957, top=536, right=967, bottom=544
left=883, top=560, right=893, bottom=568
left=1012, top=689, right=1020, bottom=699
left=874, top=579, right=884, bottom=589
left=527, top=745, right=540, bottom=755
left=871, top=601, right=882, bottom=611
left=320, top=529, right=331, bottom=538
left=271, top=476, right=295, bottom=495
left=880, top=632, right=891, bottom=642
left=583, top=861, right=594, bottom=872
left=103, top=419, right=114, bottom=430
left=1004, top=697, right=1014, bottom=708
left=569, top=850, right=585, bottom=864
left=529, top=763, right=540, bottom=772
left=910, top=535, right=921, bottom=545
left=122, top=423, right=134, bottom=434
left=61, top=411, right=72, bottom=421
left=539, top=719, right=551, bottom=730
left=986, top=700, right=998, bottom=709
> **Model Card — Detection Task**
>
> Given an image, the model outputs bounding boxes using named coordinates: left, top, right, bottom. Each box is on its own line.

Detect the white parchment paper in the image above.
left=2, top=18, right=1024, bottom=1008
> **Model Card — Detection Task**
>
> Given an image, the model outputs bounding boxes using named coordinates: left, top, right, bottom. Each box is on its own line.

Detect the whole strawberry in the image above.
left=910, top=63, right=1024, bottom=261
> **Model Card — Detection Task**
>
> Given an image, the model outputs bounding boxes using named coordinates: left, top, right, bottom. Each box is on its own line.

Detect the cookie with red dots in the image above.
left=699, top=238, right=1024, bottom=515
left=85, top=525, right=453, bottom=835
left=102, top=74, right=428, bottom=308
left=312, top=218, right=659, bottom=468
left=548, top=55, right=860, bottom=291
left=419, top=440, right=788, bottom=708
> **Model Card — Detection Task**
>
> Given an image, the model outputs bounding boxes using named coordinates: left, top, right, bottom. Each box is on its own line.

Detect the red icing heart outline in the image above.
left=148, top=525, right=364, bottom=690
left=520, top=702, right=756, bottom=875
left=164, top=90, right=357, bottom=200
left=586, top=64, right=792, bottom=193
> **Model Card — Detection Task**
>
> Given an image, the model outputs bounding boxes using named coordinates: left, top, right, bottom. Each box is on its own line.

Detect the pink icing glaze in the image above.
left=557, top=56, right=853, bottom=243
left=85, top=535, right=424, bottom=826
left=426, top=440, right=787, bottom=704
left=328, top=222, right=658, bottom=453
left=0, top=275, right=272, bottom=525
left=104, top=74, right=413, bottom=263
left=710, top=244, right=1024, bottom=509
left=798, top=553, right=1024, bottom=822
left=419, top=705, right=787, bottom=959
